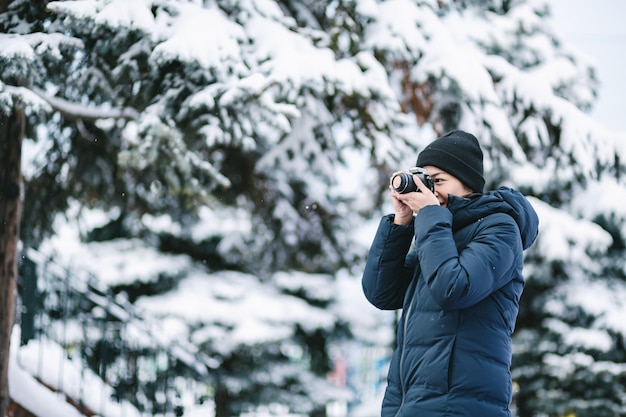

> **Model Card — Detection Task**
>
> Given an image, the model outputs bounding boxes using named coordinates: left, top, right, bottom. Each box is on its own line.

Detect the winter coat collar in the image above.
left=446, top=186, right=539, bottom=250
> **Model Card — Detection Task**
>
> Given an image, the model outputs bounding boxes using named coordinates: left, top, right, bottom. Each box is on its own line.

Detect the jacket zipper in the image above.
left=394, top=293, right=414, bottom=417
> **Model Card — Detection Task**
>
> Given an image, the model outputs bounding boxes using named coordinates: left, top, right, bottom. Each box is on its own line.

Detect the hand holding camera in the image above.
left=389, top=167, right=438, bottom=224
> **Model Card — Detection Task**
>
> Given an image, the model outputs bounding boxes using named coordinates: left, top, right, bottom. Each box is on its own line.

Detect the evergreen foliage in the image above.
left=1, top=0, right=626, bottom=416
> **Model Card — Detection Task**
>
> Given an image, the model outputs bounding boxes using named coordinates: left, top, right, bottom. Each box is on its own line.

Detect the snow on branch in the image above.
left=31, top=87, right=139, bottom=121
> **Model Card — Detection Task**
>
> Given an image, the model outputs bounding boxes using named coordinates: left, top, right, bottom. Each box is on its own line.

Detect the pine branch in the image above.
left=31, top=87, right=139, bottom=121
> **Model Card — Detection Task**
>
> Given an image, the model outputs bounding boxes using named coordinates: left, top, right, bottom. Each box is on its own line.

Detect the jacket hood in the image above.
left=447, top=186, right=539, bottom=250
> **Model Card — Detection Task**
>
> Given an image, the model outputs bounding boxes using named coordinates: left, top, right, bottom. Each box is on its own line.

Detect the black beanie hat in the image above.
left=416, top=130, right=485, bottom=193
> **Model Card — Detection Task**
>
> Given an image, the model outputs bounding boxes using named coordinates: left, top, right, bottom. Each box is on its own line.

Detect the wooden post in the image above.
left=0, top=105, right=25, bottom=416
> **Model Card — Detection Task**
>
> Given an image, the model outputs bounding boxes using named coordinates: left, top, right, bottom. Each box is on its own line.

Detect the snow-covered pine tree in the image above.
left=290, top=1, right=626, bottom=416
left=343, top=1, right=626, bottom=416
left=3, top=0, right=407, bottom=415
left=3, top=0, right=626, bottom=416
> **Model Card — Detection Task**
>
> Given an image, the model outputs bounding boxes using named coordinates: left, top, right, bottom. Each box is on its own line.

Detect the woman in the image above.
left=362, top=130, right=539, bottom=417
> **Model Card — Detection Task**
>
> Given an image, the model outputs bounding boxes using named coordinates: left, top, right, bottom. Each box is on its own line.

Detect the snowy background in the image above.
left=551, top=0, right=626, bottom=131
left=4, top=0, right=626, bottom=416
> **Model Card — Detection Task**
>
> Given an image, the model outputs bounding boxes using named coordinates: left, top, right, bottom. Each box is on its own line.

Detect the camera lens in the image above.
left=392, top=173, right=417, bottom=194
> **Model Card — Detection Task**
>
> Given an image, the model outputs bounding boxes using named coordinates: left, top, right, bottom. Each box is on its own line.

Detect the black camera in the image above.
left=392, top=167, right=435, bottom=194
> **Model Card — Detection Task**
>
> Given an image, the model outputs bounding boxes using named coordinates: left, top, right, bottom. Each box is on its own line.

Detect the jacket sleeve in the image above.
left=415, top=206, right=522, bottom=311
left=362, top=214, right=417, bottom=310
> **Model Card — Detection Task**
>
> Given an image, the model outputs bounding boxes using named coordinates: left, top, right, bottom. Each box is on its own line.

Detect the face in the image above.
left=422, top=165, right=472, bottom=207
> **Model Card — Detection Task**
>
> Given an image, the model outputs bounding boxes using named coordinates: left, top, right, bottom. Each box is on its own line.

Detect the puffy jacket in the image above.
left=362, top=187, right=539, bottom=417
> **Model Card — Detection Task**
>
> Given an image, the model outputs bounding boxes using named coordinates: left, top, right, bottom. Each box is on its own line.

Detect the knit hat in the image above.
left=416, top=130, right=485, bottom=193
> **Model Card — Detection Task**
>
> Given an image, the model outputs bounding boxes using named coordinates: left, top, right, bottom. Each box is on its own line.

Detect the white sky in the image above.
left=550, top=0, right=626, bottom=132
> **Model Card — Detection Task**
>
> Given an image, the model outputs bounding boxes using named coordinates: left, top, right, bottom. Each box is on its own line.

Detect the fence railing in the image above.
left=16, top=247, right=219, bottom=417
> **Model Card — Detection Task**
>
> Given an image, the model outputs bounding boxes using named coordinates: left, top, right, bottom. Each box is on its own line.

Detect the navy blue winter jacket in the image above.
left=362, top=187, right=539, bottom=417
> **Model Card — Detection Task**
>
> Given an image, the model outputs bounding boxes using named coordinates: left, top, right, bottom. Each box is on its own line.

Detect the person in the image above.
left=362, top=130, right=539, bottom=417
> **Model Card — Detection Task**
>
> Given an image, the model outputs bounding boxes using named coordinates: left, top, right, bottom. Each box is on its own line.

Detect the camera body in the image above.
left=392, top=167, right=435, bottom=194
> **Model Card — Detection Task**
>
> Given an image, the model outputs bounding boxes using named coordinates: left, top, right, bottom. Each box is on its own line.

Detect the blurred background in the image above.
left=2, top=1, right=626, bottom=417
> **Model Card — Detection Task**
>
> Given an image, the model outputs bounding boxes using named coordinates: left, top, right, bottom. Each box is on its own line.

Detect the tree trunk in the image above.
left=214, top=385, right=233, bottom=417
left=0, top=106, right=24, bottom=416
